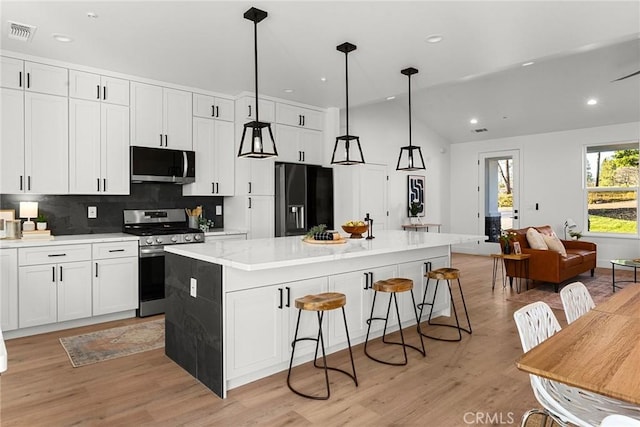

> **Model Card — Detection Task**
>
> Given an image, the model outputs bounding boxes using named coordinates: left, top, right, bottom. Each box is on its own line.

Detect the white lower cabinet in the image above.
left=92, top=241, right=138, bottom=315
left=225, top=195, right=274, bottom=240
left=328, top=265, right=397, bottom=344
left=19, top=261, right=92, bottom=328
left=0, top=249, right=18, bottom=331
left=226, top=277, right=326, bottom=380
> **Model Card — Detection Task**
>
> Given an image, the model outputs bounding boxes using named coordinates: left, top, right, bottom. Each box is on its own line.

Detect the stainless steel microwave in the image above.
left=130, top=146, right=196, bottom=184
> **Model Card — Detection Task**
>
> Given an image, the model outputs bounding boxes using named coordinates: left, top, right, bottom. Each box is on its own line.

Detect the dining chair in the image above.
left=513, top=302, right=640, bottom=427
left=560, top=281, right=595, bottom=324
left=600, top=415, right=640, bottom=427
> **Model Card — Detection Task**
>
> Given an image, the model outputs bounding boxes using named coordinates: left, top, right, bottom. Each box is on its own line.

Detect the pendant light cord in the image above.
left=344, top=50, right=349, bottom=138
left=408, top=73, right=412, bottom=147
left=253, top=18, right=259, bottom=122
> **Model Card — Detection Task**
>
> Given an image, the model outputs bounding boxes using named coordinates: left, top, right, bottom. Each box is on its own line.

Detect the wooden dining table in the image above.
left=516, top=285, right=640, bottom=405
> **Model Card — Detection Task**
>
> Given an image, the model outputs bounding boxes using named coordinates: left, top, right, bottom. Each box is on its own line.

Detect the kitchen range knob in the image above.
left=145, top=237, right=153, bottom=245
left=194, top=234, right=202, bottom=241
left=171, top=236, right=178, bottom=242
left=156, top=237, right=163, bottom=244
left=184, top=235, right=192, bottom=242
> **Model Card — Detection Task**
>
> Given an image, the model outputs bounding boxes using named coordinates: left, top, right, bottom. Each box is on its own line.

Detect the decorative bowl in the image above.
left=341, top=224, right=368, bottom=239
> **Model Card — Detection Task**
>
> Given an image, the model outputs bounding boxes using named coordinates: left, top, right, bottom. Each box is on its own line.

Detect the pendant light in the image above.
left=331, top=42, right=365, bottom=165
left=396, top=67, right=426, bottom=171
left=238, top=7, right=278, bottom=159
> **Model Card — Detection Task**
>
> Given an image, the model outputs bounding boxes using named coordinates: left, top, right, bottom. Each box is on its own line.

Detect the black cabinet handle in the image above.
left=216, top=106, right=219, bottom=117
left=215, top=182, right=219, bottom=193
left=103, top=178, right=107, bottom=192
left=302, top=115, right=305, bottom=126
left=278, top=288, right=283, bottom=309
left=212, top=105, right=215, bottom=117
left=368, top=272, right=374, bottom=289
left=248, top=182, right=252, bottom=194
left=160, top=134, right=163, bottom=146
left=286, top=287, right=291, bottom=307
left=302, top=152, right=305, bottom=162
left=212, top=182, right=215, bottom=194
left=298, top=115, right=302, bottom=126
left=165, top=134, right=168, bottom=147
left=19, top=175, right=23, bottom=191
left=19, top=71, right=22, bottom=88
left=103, top=86, right=107, bottom=100
left=108, top=249, right=125, bottom=253
left=28, top=175, right=31, bottom=191
left=27, top=72, right=30, bottom=88
left=97, top=85, right=100, bottom=100
left=97, top=178, right=100, bottom=192
left=363, top=272, right=369, bottom=290
left=52, top=266, right=55, bottom=282
left=248, top=197, right=252, bottom=209
left=248, top=105, right=252, bottom=117
left=59, top=266, right=63, bottom=282
left=95, top=262, right=98, bottom=277
left=48, top=253, right=67, bottom=257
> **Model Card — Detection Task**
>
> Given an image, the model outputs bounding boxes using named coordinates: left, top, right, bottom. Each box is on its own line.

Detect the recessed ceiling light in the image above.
left=87, top=12, right=98, bottom=19
left=52, top=33, right=73, bottom=42
left=587, top=98, right=598, bottom=106
left=522, top=61, right=534, bottom=67
left=386, top=96, right=396, bottom=101
left=283, top=89, right=294, bottom=93
left=320, top=77, right=327, bottom=82
left=469, top=118, right=478, bottom=125
left=426, top=34, right=443, bottom=43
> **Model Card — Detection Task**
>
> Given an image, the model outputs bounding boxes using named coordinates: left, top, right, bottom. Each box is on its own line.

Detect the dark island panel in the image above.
left=165, top=253, right=223, bottom=397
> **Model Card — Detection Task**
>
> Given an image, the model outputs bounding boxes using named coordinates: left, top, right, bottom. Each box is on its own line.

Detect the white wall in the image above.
left=450, top=121, right=640, bottom=266
left=338, top=99, right=451, bottom=230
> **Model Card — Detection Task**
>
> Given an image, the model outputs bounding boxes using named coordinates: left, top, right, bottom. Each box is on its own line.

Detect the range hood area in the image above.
left=130, top=146, right=196, bottom=184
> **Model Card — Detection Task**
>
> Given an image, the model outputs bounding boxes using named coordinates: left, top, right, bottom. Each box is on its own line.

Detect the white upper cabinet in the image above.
left=276, top=103, right=324, bottom=131
left=24, top=92, right=69, bottom=194
left=274, top=124, right=323, bottom=165
left=69, top=70, right=129, bottom=106
left=0, top=88, right=25, bottom=194
left=1, top=57, right=68, bottom=96
left=193, top=93, right=234, bottom=122
left=130, top=82, right=192, bottom=150
left=236, top=96, right=275, bottom=123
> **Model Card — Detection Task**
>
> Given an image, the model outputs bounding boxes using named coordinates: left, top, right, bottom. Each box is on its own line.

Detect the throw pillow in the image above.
left=543, top=234, right=567, bottom=257
left=526, top=227, right=548, bottom=250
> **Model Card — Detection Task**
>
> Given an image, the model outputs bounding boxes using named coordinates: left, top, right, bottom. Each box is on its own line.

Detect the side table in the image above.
left=611, top=259, right=640, bottom=292
left=491, top=253, right=531, bottom=293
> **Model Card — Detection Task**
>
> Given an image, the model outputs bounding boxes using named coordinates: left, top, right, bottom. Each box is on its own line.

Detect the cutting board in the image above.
left=302, top=236, right=348, bottom=244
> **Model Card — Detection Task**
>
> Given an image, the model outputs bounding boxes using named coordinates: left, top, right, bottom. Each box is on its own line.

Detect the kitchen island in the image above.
left=164, top=230, right=483, bottom=398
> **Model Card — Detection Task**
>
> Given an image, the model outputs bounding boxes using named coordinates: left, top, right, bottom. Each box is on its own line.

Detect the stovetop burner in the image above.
left=123, top=209, right=205, bottom=246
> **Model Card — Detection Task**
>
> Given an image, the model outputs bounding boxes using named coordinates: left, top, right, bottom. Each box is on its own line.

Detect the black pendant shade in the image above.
left=238, top=7, right=278, bottom=159
left=396, top=67, right=425, bottom=171
left=331, top=42, right=365, bottom=165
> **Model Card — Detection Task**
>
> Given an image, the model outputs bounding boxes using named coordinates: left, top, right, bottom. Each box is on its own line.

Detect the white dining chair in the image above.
left=560, top=281, right=595, bottom=324
left=514, top=302, right=640, bottom=427
left=600, top=415, right=640, bottom=427
left=0, top=327, right=7, bottom=373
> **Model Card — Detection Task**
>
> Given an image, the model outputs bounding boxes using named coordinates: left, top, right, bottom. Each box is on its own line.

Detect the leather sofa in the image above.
left=505, top=225, right=597, bottom=292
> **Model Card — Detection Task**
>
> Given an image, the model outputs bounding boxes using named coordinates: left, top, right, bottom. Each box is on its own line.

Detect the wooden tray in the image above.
left=302, top=236, right=348, bottom=244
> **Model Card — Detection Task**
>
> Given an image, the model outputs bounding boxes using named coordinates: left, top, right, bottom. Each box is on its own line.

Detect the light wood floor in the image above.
left=1, top=253, right=568, bottom=426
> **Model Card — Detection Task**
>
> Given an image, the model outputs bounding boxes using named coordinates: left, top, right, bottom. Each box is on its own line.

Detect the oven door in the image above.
left=138, top=246, right=166, bottom=317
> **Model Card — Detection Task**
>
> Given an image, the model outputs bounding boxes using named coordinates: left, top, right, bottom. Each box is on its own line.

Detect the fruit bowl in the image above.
left=341, top=224, right=368, bottom=239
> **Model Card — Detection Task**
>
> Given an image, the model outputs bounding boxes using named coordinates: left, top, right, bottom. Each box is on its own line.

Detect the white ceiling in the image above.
left=1, top=1, right=639, bottom=143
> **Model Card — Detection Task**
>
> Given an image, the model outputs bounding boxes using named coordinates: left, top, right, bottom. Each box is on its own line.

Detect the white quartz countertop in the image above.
left=165, top=230, right=484, bottom=271
left=0, top=233, right=138, bottom=249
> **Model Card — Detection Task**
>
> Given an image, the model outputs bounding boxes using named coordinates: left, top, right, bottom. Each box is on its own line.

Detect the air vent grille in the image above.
left=8, top=21, right=37, bottom=42
left=472, top=128, right=488, bottom=133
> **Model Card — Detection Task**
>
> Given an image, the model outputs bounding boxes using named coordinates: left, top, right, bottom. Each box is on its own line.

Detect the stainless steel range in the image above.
left=123, top=209, right=205, bottom=317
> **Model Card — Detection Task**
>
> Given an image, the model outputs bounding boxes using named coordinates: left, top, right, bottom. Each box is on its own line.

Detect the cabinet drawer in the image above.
left=93, top=241, right=138, bottom=259
left=19, top=244, right=92, bottom=266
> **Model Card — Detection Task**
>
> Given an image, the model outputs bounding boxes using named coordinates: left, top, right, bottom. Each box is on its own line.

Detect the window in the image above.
left=585, top=142, right=639, bottom=235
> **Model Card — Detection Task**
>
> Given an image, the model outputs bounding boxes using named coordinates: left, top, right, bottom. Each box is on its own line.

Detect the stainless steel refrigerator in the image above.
left=275, top=162, right=334, bottom=236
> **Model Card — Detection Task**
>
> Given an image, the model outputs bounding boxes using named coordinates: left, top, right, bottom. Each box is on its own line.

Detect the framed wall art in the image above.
left=408, top=175, right=425, bottom=217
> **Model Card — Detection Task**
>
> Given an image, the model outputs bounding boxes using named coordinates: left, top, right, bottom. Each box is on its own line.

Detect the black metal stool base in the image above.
left=287, top=307, right=357, bottom=400
left=417, top=277, right=472, bottom=342
left=364, top=290, right=425, bottom=366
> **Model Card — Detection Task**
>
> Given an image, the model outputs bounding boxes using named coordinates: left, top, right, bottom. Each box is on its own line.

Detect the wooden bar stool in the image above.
left=286, top=292, right=358, bottom=400
left=364, top=278, right=426, bottom=365
left=418, top=267, right=472, bottom=342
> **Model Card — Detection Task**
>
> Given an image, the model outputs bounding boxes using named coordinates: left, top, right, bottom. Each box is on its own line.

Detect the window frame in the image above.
left=583, top=141, right=639, bottom=238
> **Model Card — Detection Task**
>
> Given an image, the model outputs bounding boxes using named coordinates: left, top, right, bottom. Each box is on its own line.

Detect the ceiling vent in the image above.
left=472, top=128, right=488, bottom=133
left=8, top=21, right=37, bottom=42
